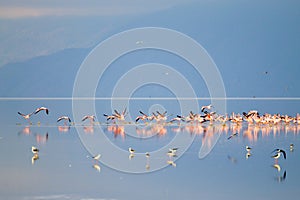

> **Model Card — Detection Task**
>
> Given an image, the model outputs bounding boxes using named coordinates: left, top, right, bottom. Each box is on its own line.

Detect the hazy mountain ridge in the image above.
left=0, top=48, right=90, bottom=97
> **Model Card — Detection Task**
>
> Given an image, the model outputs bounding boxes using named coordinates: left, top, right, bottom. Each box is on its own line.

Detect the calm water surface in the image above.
left=0, top=101, right=300, bottom=200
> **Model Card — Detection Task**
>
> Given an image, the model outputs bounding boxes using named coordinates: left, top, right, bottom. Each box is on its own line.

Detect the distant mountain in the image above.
left=0, top=48, right=90, bottom=97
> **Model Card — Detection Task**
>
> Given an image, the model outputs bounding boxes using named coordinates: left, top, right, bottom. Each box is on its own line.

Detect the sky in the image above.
left=0, top=0, right=300, bottom=115
left=0, top=0, right=197, bottom=66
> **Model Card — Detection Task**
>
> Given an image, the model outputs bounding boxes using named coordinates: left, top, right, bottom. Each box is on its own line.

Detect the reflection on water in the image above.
left=83, top=125, right=94, bottom=134
left=18, top=126, right=32, bottom=135
left=31, top=154, right=39, bottom=165
left=34, top=132, right=48, bottom=144
left=275, top=170, right=287, bottom=183
left=1, top=120, right=299, bottom=200
left=58, top=125, right=70, bottom=133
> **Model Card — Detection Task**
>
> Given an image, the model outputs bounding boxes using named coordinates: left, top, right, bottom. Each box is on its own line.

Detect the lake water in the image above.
left=0, top=100, right=300, bottom=200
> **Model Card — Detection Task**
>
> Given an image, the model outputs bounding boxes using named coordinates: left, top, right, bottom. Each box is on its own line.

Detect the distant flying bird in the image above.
left=34, top=107, right=49, bottom=115
left=18, top=112, right=34, bottom=122
left=82, top=115, right=96, bottom=123
left=57, top=116, right=71, bottom=125
left=201, top=104, right=213, bottom=112
left=31, top=146, right=39, bottom=154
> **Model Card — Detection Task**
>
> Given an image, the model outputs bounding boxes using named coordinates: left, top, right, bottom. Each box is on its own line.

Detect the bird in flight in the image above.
left=57, top=116, right=71, bottom=125
left=113, top=108, right=127, bottom=121
left=18, top=111, right=34, bottom=123
left=201, top=104, right=213, bottom=113
left=34, top=107, right=49, bottom=115
left=82, top=115, right=96, bottom=124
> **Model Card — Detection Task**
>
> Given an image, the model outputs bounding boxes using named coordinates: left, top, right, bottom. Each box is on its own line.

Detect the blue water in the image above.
left=0, top=101, right=299, bottom=200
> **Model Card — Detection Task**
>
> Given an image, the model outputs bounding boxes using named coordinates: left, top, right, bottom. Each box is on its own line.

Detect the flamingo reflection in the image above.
left=83, top=125, right=94, bottom=134
left=35, top=132, right=48, bottom=144
left=136, top=124, right=167, bottom=137
left=58, top=125, right=70, bottom=133
left=18, top=126, right=32, bottom=135
left=107, top=125, right=125, bottom=139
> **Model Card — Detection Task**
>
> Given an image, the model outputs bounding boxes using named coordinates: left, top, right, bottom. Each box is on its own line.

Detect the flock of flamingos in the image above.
left=17, top=105, right=300, bottom=126
left=18, top=104, right=298, bottom=175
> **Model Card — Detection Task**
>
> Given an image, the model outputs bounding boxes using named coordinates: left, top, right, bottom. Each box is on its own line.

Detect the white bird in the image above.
left=31, top=146, right=39, bottom=154
left=201, top=104, right=213, bottom=112
left=246, top=146, right=252, bottom=152
left=129, top=147, right=135, bottom=154
left=92, top=154, right=101, bottom=161
left=34, top=107, right=49, bottom=115
left=18, top=112, right=34, bottom=122
left=145, top=152, right=150, bottom=158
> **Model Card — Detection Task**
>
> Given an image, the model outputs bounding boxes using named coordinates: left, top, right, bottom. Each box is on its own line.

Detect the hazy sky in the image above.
left=0, top=0, right=196, bottom=18
left=0, top=0, right=200, bottom=66
left=0, top=0, right=300, bottom=116
left=1, top=0, right=299, bottom=68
